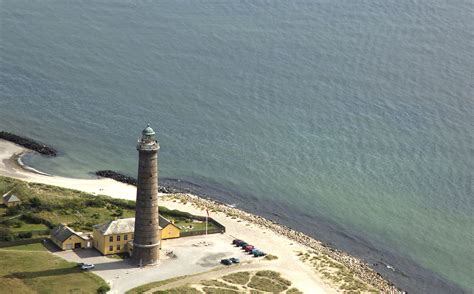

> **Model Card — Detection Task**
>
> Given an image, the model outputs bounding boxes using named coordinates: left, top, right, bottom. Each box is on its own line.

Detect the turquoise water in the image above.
left=1, top=1, right=473, bottom=292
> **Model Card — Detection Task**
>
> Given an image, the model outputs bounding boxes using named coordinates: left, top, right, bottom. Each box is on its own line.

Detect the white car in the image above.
left=81, top=263, right=95, bottom=270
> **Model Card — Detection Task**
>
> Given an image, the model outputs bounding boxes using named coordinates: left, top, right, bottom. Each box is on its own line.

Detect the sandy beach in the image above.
left=0, top=139, right=400, bottom=293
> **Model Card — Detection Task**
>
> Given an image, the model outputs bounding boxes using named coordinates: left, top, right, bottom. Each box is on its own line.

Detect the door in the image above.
left=74, top=242, right=81, bottom=249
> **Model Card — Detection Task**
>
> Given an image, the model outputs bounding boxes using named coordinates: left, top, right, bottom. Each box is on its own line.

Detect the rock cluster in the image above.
left=0, top=131, right=57, bottom=156
left=95, top=170, right=178, bottom=193
left=96, top=170, right=137, bottom=185
left=170, top=193, right=403, bottom=294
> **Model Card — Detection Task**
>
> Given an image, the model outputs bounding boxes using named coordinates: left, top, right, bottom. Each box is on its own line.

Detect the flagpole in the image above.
left=205, top=209, right=209, bottom=240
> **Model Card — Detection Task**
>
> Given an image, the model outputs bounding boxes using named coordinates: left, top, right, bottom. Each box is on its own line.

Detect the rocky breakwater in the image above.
left=0, top=131, right=57, bottom=156
left=95, top=170, right=177, bottom=193
left=169, top=193, right=403, bottom=294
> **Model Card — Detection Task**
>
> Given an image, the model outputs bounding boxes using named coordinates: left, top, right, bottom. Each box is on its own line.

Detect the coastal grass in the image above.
left=263, top=254, right=278, bottom=260
left=201, top=280, right=239, bottom=290
left=0, top=242, right=107, bottom=293
left=222, top=271, right=250, bottom=285
left=201, top=287, right=241, bottom=293
left=130, top=270, right=301, bottom=294
left=153, top=287, right=201, bottom=294
left=299, top=250, right=377, bottom=293
left=0, top=175, right=211, bottom=236
left=125, top=276, right=188, bottom=294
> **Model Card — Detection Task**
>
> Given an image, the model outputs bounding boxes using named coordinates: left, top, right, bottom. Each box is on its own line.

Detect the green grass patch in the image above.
left=0, top=247, right=107, bottom=293
left=174, top=220, right=218, bottom=232
left=0, top=241, right=47, bottom=251
left=9, top=222, right=49, bottom=233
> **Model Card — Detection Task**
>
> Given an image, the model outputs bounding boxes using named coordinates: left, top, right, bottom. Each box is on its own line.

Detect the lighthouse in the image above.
left=132, top=124, right=160, bottom=266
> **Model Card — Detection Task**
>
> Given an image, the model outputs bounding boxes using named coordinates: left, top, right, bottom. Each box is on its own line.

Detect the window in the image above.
left=117, top=235, right=121, bottom=242
left=109, top=236, right=113, bottom=242
left=109, top=246, right=113, bottom=251
left=116, top=245, right=120, bottom=251
left=124, top=234, right=128, bottom=241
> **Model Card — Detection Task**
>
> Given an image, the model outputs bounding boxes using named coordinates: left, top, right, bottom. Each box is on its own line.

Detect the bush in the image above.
left=18, top=232, right=33, bottom=239
left=1, top=218, right=22, bottom=228
left=97, top=285, right=110, bottom=293
left=0, top=227, right=13, bottom=241
left=85, top=196, right=107, bottom=208
left=112, top=208, right=123, bottom=217
left=5, top=205, right=22, bottom=216
left=21, top=213, right=55, bottom=228
left=29, top=197, right=42, bottom=208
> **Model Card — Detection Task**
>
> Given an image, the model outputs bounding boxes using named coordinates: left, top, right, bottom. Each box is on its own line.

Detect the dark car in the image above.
left=239, top=242, right=249, bottom=248
left=244, top=245, right=254, bottom=252
left=230, top=257, right=240, bottom=264
left=232, top=239, right=242, bottom=245
left=253, top=250, right=266, bottom=257
left=235, top=240, right=246, bottom=247
left=221, top=259, right=232, bottom=265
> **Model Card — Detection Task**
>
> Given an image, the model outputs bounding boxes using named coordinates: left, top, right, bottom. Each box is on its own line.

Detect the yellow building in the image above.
left=93, top=216, right=180, bottom=256
left=50, top=224, right=92, bottom=250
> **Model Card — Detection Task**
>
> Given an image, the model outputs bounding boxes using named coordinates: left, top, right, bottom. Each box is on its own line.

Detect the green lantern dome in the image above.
left=142, top=124, right=155, bottom=136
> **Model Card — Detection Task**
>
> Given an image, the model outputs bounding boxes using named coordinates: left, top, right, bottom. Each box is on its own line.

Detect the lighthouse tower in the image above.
left=132, top=124, right=160, bottom=266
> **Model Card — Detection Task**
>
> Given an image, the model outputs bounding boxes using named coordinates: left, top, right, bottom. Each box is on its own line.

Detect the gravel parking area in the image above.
left=53, top=234, right=255, bottom=293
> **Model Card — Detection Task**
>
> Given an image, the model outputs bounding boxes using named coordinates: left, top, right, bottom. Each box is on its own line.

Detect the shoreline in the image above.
left=0, top=138, right=402, bottom=293
left=167, top=193, right=401, bottom=293
left=2, top=137, right=468, bottom=293
left=14, top=151, right=53, bottom=177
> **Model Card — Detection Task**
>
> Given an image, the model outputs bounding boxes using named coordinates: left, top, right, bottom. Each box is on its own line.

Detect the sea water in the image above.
left=1, top=1, right=472, bottom=292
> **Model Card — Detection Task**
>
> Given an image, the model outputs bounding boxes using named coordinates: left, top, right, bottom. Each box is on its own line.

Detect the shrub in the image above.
left=21, top=213, right=54, bottom=228
left=264, top=254, right=278, bottom=260
left=97, top=285, right=110, bottom=293
left=29, top=197, right=42, bottom=208
left=2, top=218, right=22, bottom=228
left=0, top=227, right=13, bottom=241
left=5, top=205, right=22, bottom=216
left=18, top=232, right=33, bottom=238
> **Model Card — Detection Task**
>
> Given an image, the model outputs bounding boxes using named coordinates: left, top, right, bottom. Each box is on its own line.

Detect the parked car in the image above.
left=244, top=245, right=254, bottom=252
left=81, top=263, right=95, bottom=270
left=253, top=250, right=266, bottom=257
left=232, top=239, right=242, bottom=245
left=239, top=242, right=249, bottom=248
left=235, top=240, right=246, bottom=247
left=220, top=259, right=232, bottom=265
left=251, top=248, right=260, bottom=255
left=230, top=257, right=240, bottom=264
